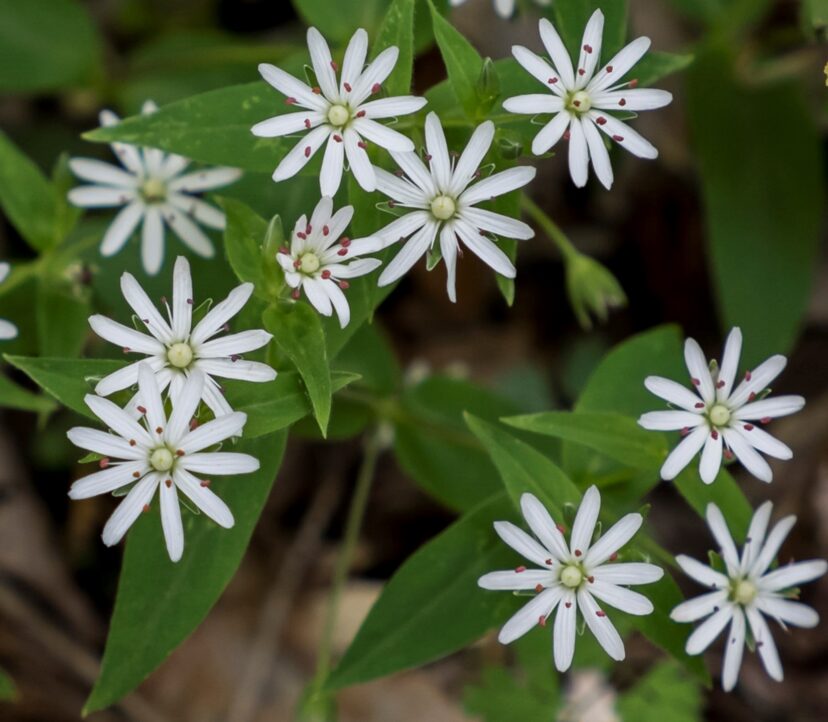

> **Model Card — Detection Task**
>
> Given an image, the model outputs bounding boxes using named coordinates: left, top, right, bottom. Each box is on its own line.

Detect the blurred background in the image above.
left=0, top=0, right=826, bottom=720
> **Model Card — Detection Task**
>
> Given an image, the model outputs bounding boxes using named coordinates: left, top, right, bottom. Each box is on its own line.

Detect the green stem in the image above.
left=312, top=427, right=383, bottom=691
left=520, top=194, right=580, bottom=261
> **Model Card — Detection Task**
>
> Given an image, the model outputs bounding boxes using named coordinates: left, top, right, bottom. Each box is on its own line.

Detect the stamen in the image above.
left=99, top=457, right=110, bottom=469
left=333, top=134, right=343, bottom=143
left=371, top=83, right=381, bottom=94
left=330, top=60, right=338, bottom=71
left=133, top=471, right=141, bottom=478
left=321, top=270, right=331, bottom=279
left=565, top=601, right=572, bottom=608
left=596, top=610, right=606, bottom=617
left=618, top=98, right=626, bottom=107
left=129, top=439, right=136, bottom=447
left=155, top=426, right=163, bottom=434
left=143, top=504, right=151, bottom=513
left=612, top=134, right=624, bottom=142
left=578, top=68, right=586, bottom=76
left=357, top=140, right=367, bottom=149
left=165, top=479, right=172, bottom=488
left=745, top=370, right=752, bottom=381
left=583, top=44, right=593, bottom=53
left=189, top=419, right=198, bottom=431
left=744, top=424, right=754, bottom=431
left=760, top=417, right=771, bottom=424
left=538, top=615, right=547, bottom=627
left=304, top=146, right=311, bottom=158
left=200, top=479, right=211, bottom=487
left=535, top=584, right=544, bottom=593
left=711, top=430, right=719, bottom=440
left=563, top=130, right=571, bottom=141
left=748, top=392, right=757, bottom=402
left=322, top=225, right=329, bottom=236
left=545, top=558, right=553, bottom=565
left=344, top=82, right=352, bottom=92
left=574, top=549, right=582, bottom=557
left=337, top=248, right=348, bottom=256
left=596, top=117, right=607, bottom=126
left=587, top=576, right=594, bottom=583
left=629, top=79, right=639, bottom=88
left=355, top=110, right=366, bottom=118
left=694, top=402, right=704, bottom=409
left=717, top=380, right=725, bottom=388
left=556, top=523, right=567, bottom=534
left=291, top=288, right=301, bottom=300
left=609, top=552, right=618, bottom=561
left=606, top=65, right=613, bottom=73
left=312, top=86, right=321, bottom=94
left=338, top=280, right=349, bottom=290
left=515, top=566, right=526, bottom=573
left=548, top=77, right=558, bottom=84
left=304, top=118, right=311, bottom=129
left=176, top=449, right=185, bottom=456
left=285, top=97, right=296, bottom=105
left=680, top=427, right=690, bottom=436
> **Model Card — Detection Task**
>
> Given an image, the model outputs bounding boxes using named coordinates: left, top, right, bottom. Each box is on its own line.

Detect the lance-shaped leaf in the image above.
left=374, top=0, right=415, bottom=96
left=0, top=372, right=58, bottom=414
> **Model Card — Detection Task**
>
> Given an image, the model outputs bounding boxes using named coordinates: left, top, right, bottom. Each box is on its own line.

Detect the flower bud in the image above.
left=565, top=254, right=627, bottom=329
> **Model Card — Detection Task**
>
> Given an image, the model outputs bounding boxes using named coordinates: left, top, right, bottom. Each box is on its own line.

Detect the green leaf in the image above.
left=504, top=411, right=666, bottom=473
left=84, top=82, right=285, bottom=173
left=393, top=376, right=519, bottom=511
left=326, top=493, right=519, bottom=690
left=617, top=661, right=702, bottom=722
left=0, top=667, right=16, bottom=701
left=35, top=279, right=90, bottom=357
left=263, top=302, right=332, bottom=436
left=549, top=0, right=628, bottom=59
left=634, top=51, right=694, bottom=86
left=374, top=0, right=416, bottom=95
left=428, top=0, right=484, bottom=119
left=687, top=48, right=824, bottom=362
left=84, top=431, right=287, bottom=713
left=0, top=129, right=72, bottom=251
left=0, top=0, right=101, bottom=92
left=226, top=370, right=360, bottom=437
left=4, top=356, right=123, bottom=420
left=0, top=372, right=57, bottom=414
left=292, top=0, right=389, bottom=43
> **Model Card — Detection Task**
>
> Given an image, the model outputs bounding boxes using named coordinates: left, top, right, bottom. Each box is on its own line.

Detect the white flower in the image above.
left=373, top=112, right=536, bottom=301
left=449, top=0, right=551, bottom=19
left=67, top=364, right=260, bottom=561
left=478, top=487, right=663, bottom=671
left=0, top=263, right=18, bottom=340
left=503, top=10, right=672, bottom=189
left=68, top=100, right=242, bottom=274
left=276, top=196, right=381, bottom=328
left=89, top=256, right=275, bottom=418
left=253, top=27, right=427, bottom=196
left=638, top=328, right=805, bottom=484
left=671, top=502, right=827, bottom=691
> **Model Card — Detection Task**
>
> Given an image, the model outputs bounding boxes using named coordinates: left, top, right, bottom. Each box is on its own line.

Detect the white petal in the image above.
left=424, top=112, right=451, bottom=192
left=320, top=278, right=351, bottom=328
left=582, top=116, right=614, bottom=190
left=722, top=428, right=772, bottom=483
left=570, top=485, right=600, bottom=557
left=675, top=554, right=729, bottom=589
left=592, top=88, right=673, bottom=111
left=519, top=493, right=570, bottom=562
left=685, top=604, right=733, bottom=655
left=84, top=395, right=152, bottom=448
left=168, top=167, right=241, bottom=193
left=160, top=478, right=184, bottom=562
left=745, top=606, right=783, bottom=681
left=69, top=158, right=138, bottom=188
left=439, top=224, right=458, bottom=303
left=716, top=327, right=742, bottom=401
left=350, top=46, right=399, bottom=107
left=728, top=355, right=788, bottom=409
left=494, top=0, right=514, bottom=17
left=588, top=37, right=651, bottom=93
left=449, top=121, right=494, bottom=197
left=319, top=136, right=345, bottom=197
left=553, top=591, right=577, bottom=672
left=567, top=117, right=589, bottom=187
left=258, top=63, right=327, bottom=111
left=174, top=467, right=234, bottom=528
left=592, top=562, right=664, bottom=585
left=459, top=166, right=536, bottom=206
left=453, top=217, right=516, bottom=278
left=590, top=112, right=658, bottom=159
left=180, top=452, right=260, bottom=475
left=178, top=412, right=247, bottom=454
left=502, top=94, right=565, bottom=115
left=69, top=461, right=148, bottom=499
left=352, top=118, right=414, bottom=152
left=588, top=580, right=653, bottom=615
left=120, top=272, right=173, bottom=343
left=734, top=424, right=791, bottom=460
left=531, top=112, right=571, bottom=155
left=754, top=596, right=819, bottom=628
left=494, top=520, right=555, bottom=567
left=164, top=206, right=215, bottom=258
left=706, top=503, right=741, bottom=576
left=478, top=569, right=556, bottom=591
left=390, top=150, right=437, bottom=197
left=141, top=206, right=165, bottom=275
left=460, top=207, right=534, bottom=240
left=750, top=515, right=796, bottom=578
left=0, top=319, right=17, bottom=339
left=759, top=560, right=828, bottom=592
left=201, top=376, right=235, bottom=419
left=197, top=329, right=272, bottom=357
left=251, top=111, right=324, bottom=138
left=699, top=430, right=723, bottom=484
left=195, top=358, right=276, bottom=382
left=171, top=256, right=193, bottom=340
left=68, top=186, right=136, bottom=207
left=511, top=46, right=566, bottom=96
left=341, top=28, right=368, bottom=94
left=585, top=513, right=642, bottom=567
left=733, top=396, right=805, bottom=421
left=683, top=337, right=715, bottom=404
left=574, top=9, right=604, bottom=89
left=378, top=219, right=438, bottom=286
left=272, top=126, right=331, bottom=183
left=638, top=410, right=704, bottom=431
left=303, top=277, right=333, bottom=316
left=722, top=607, right=746, bottom=692
left=101, top=472, right=160, bottom=547
left=138, top=363, right=168, bottom=439
left=578, top=589, right=625, bottom=661
left=190, top=283, right=254, bottom=345
left=358, top=96, right=427, bottom=119
left=344, top=128, right=376, bottom=191
left=167, top=193, right=226, bottom=230
left=670, top=590, right=728, bottom=623
left=100, top=201, right=144, bottom=257
left=89, top=315, right=164, bottom=355
left=375, top=168, right=428, bottom=208
left=165, top=370, right=204, bottom=445
left=660, top=424, right=707, bottom=480
left=739, top=501, right=773, bottom=574
left=160, top=153, right=189, bottom=179
left=644, top=375, right=705, bottom=412
left=375, top=210, right=430, bottom=247
left=307, top=27, right=338, bottom=100
left=537, top=19, right=575, bottom=88
left=498, top=586, right=564, bottom=644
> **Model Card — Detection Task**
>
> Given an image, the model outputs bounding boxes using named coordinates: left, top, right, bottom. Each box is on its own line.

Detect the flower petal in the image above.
left=168, top=167, right=241, bottom=193
left=357, top=96, right=427, bottom=119
left=745, top=605, right=783, bottom=682
left=478, top=569, right=556, bottom=591
left=570, top=485, right=600, bottom=557
left=100, top=201, right=144, bottom=256
left=531, top=112, right=571, bottom=155
left=174, top=467, right=234, bottom=528
left=728, top=354, right=787, bottom=409
left=165, top=206, right=215, bottom=258
left=178, top=412, right=247, bottom=454
left=68, top=186, right=136, bottom=207
left=754, top=596, right=819, bottom=628
left=759, top=560, right=828, bottom=592
left=734, top=424, right=791, bottom=460
left=502, top=94, right=565, bottom=116
left=574, top=9, right=604, bottom=89
left=69, top=158, right=138, bottom=187
left=675, top=554, right=729, bottom=590
left=439, top=223, right=458, bottom=303
left=190, top=283, right=254, bottom=345
left=453, top=217, right=516, bottom=278
left=706, top=503, right=741, bottom=576
left=272, top=126, right=331, bottom=183
left=160, top=477, right=184, bottom=562
left=180, top=452, right=260, bottom=475
left=460, top=207, right=534, bottom=240
left=258, top=63, right=327, bottom=111
left=660, top=424, right=707, bottom=480
left=716, top=327, right=742, bottom=401
left=84, top=394, right=152, bottom=448
left=588, top=580, right=653, bottom=615
left=459, top=166, right=536, bottom=206
left=498, top=586, right=565, bottom=644
left=699, top=430, right=723, bottom=484
left=591, top=88, right=673, bottom=111
left=121, top=272, right=172, bottom=343
left=424, top=112, right=451, bottom=192
left=341, top=28, right=368, bottom=95
left=375, top=168, right=428, bottom=208
left=344, top=127, right=376, bottom=191
left=643, top=375, right=704, bottom=412
left=588, top=36, right=651, bottom=93
left=195, top=358, right=276, bottom=382
left=350, top=46, right=399, bottom=107
left=592, top=562, right=664, bottom=585
left=582, top=116, right=614, bottom=190
left=519, top=493, right=570, bottom=562
left=378, top=219, right=438, bottom=286
left=89, top=315, right=164, bottom=355
left=740, top=501, right=773, bottom=574
left=352, top=118, right=414, bottom=152
left=69, top=461, right=148, bottom=499
left=750, top=515, right=796, bottom=578
left=170, top=256, right=193, bottom=339
left=101, top=472, right=160, bottom=546
left=733, top=396, right=805, bottom=421
left=511, top=45, right=566, bottom=95
left=590, top=111, right=658, bottom=159
left=389, top=150, right=437, bottom=197
left=638, top=410, right=704, bottom=431
left=578, top=588, right=625, bottom=661
left=307, top=27, right=338, bottom=100
left=165, top=370, right=204, bottom=445
left=685, top=604, right=733, bottom=655
left=197, top=329, right=273, bottom=357
left=567, top=117, right=589, bottom=187
left=722, top=428, right=773, bottom=483
left=141, top=206, right=165, bottom=275
left=449, top=121, right=494, bottom=197
left=251, top=111, right=324, bottom=138
left=585, top=513, right=642, bottom=567
left=722, top=607, right=746, bottom=692
left=670, top=590, right=728, bottom=623
left=683, top=337, right=715, bottom=404
left=538, top=19, right=575, bottom=88
left=553, top=590, right=577, bottom=672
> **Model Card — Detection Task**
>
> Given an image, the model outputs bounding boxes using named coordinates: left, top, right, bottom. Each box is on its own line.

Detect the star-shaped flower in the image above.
left=373, top=112, right=536, bottom=301
left=276, top=196, right=381, bottom=328
left=638, top=328, right=805, bottom=484
left=0, top=262, right=18, bottom=340
left=67, top=364, right=260, bottom=561
left=671, top=502, right=827, bottom=691
left=90, top=256, right=275, bottom=417
left=479, top=487, right=663, bottom=671
left=68, top=101, right=241, bottom=274
left=253, top=27, right=427, bottom=196
left=503, top=10, right=672, bottom=189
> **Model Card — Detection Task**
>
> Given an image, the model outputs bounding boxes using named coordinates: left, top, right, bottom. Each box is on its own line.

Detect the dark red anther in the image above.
left=123, top=347, right=131, bottom=354
left=609, top=552, right=618, bottom=561
left=291, top=288, right=301, bottom=300
left=535, top=584, right=544, bottom=593
left=133, top=471, right=141, bottom=478
left=129, top=439, right=136, bottom=447
left=545, top=558, right=553, bottom=565
left=293, top=259, right=302, bottom=270
left=748, top=392, right=757, bottom=402
left=724, top=449, right=734, bottom=460
left=137, top=405, right=147, bottom=414
left=587, top=576, right=594, bottom=583
left=717, top=380, right=725, bottom=388
left=330, top=60, right=338, bottom=71
left=574, top=549, right=582, bottom=557
left=607, top=65, right=614, bottom=73
left=573, top=100, right=581, bottom=108
left=619, top=98, right=626, bottom=107
left=304, top=118, right=312, bottom=129
left=538, top=615, right=547, bottom=627
left=312, top=86, right=321, bottom=94
left=279, top=246, right=290, bottom=254
left=322, top=225, right=330, bottom=236
left=596, top=116, right=607, bottom=125
left=297, top=231, right=307, bottom=240
left=143, top=504, right=151, bottom=513
left=189, top=418, right=198, bottom=431
left=711, top=430, right=719, bottom=440
left=583, top=44, right=593, bottom=54
left=321, top=270, right=331, bottom=279
left=285, top=97, right=296, bottom=105
left=338, top=280, right=349, bottom=290
left=371, top=82, right=381, bottom=94
left=155, top=426, right=163, bottom=434
left=745, top=370, right=752, bottom=381
left=612, top=134, right=624, bottom=142
left=548, top=77, right=558, bottom=84
left=694, top=402, right=705, bottom=409
left=563, top=130, right=571, bottom=141
left=357, top=140, right=367, bottom=149
left=596, top=610, right=606, bottom=617
left=760, top=417, right=772, bottom=424
left=578, top=68, right=586, bottom=76
left=165, top=479, right=172, bottom=488
left=556, top=523, right=567, bottom=534
left=515, top=566, right=526, bottom=573
left=333, top=134, right=343, bottom=143
left=99, top=457, right=110, bottom=469
left=337, top=248, right=348, bottom=256
left=176, top=449, right=185, bottom=457
left=629, top=79, right=639, bottom=88
left=230, top=354, right=241, bottom=362
left=355, top=109, right=366, bottom=117
left=201, top=479, right=211, bottom=487
left=344, top=82, right=352, bottom=92
left=388, top=199, right=396, bottom=208
left=744, top=424, right=754, bottom=431
left=340, top=237, right=351, bottom=246
left=680, top=427, right=690, bottom=436
left=424, top=153, right=432, bottom=161
left=304, top=146, right=311, bottom=158
left=565, top=601, right=572, bottom=608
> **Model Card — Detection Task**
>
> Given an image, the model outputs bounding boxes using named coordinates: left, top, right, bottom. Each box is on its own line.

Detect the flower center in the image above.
left=566, top=90, right=592, bottom=113
left=732, top=579, right=757, bottom=606
left=167, top=342, right=194, bottom=369
left=299, top=252, right=321, bottom=274
left=140, top=177, right=167, bottom=203
left=430, top=194, right=456, bottom=221
left=150, top=447, right=174, bottom=472
left=327, top=104, right=350, bottom=128
left=709, top=404, right=731, bottom=427
left=560, top=565, right=583, bottom=589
